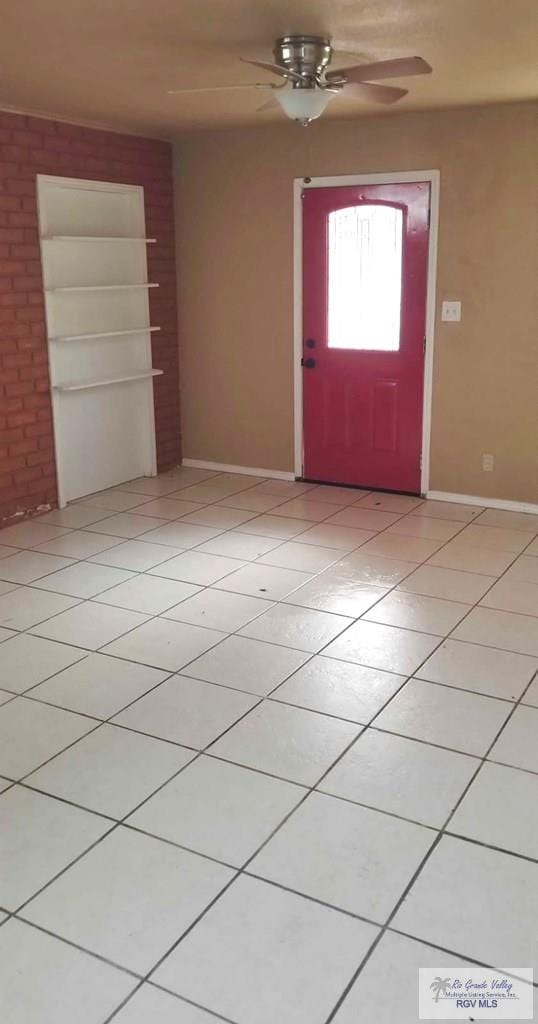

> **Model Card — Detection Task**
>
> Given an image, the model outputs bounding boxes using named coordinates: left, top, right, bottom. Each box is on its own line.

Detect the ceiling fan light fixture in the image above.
left=274, top=87, right=336, bottom=125
left=167, top=36, right=432, bottom=126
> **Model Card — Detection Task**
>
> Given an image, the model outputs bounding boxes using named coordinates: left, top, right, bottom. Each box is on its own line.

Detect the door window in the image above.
left=327, top=204, right=403, bottom=351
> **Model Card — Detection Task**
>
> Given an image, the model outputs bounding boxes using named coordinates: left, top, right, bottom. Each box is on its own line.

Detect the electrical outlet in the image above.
left=441, top=300, right=462, bottom=322
left=482, top=453, right=495, bottom=472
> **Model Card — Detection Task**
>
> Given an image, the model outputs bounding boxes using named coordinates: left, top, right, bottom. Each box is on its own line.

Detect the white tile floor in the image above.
left=0, top=464, right=537, bottom=1024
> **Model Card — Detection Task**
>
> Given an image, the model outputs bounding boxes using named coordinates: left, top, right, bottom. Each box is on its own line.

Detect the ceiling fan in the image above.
left=168, top=35, right=432, bottom=126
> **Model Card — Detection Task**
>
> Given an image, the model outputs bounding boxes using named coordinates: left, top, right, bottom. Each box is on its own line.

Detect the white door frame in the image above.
left=293, top=169, right=440, bottom=494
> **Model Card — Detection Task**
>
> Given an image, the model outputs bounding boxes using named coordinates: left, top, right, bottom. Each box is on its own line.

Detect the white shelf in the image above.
left=47, top=283, right=159, bottom=293
left=53, top=369, right=163, bottom=393
left=50, top=326, right=161, bottom=343
left=37, top=174, right=160, bottom=505
left=43, top=235, right=157, bottom=243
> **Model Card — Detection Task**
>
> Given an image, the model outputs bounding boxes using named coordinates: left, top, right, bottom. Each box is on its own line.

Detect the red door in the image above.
left=302, top=182, right=430, bottom=493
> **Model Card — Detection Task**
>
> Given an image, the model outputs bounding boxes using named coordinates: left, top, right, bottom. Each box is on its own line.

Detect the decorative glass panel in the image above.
left=327, top=204, right=403, bottom=351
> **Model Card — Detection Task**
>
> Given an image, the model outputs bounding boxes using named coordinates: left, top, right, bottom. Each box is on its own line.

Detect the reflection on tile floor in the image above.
left=0, top=465, right=537, bottom=1024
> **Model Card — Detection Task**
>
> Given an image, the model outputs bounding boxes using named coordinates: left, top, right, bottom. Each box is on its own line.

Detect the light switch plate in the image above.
left=441, top=300, right=462, bottom=322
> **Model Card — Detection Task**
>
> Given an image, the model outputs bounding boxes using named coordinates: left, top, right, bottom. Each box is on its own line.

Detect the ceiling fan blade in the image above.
left=257, top=95, right=279, bottom=113
left=341, top=81, right=408, bottom=104
left=240, top=57, right=304, bottom=83
left=167, top=83, right=272, bottom=95
left=327, top=56, right=432, bottom=84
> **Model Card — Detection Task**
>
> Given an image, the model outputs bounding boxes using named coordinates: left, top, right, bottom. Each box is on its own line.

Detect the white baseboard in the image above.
left=182, top=459, right=296, bottom=482
left=180, top=468, right=537, bottom=512
left=426, top=490, right=538, bottom=516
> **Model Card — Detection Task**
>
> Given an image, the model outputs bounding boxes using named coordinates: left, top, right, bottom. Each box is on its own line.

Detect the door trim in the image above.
left=293, top=170, right=440, bottom=494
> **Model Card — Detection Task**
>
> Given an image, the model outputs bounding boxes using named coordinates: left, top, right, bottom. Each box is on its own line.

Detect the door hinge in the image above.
left=419, top=453, right=423, bottom=469
left=423, top=335, right=426, bottom=354
left=427, top=206, right=431, bottom=228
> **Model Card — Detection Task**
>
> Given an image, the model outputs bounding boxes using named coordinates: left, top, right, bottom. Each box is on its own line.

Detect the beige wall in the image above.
left=174, top=101, right=538, bottom=502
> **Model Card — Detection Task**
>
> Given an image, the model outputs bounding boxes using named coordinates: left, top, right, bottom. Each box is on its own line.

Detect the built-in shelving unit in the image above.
left=37, top=175, right=161, bottom=506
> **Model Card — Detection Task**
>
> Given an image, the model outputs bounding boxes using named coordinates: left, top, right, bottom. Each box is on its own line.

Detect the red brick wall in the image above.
left=0, top=110, right=181, bottom=524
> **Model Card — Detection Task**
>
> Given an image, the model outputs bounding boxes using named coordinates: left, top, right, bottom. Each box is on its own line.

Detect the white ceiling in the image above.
left=0, top=0, right=536, bottom=136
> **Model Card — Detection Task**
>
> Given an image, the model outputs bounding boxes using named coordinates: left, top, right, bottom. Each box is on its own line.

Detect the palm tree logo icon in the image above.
left=430, top=977, right=451, bottom=1003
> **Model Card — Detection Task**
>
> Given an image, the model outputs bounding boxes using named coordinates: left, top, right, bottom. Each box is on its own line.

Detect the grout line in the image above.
left=2, top=496, right=537, bottom=801
left=270, top=670, right=520, bottom=713
left=122, top=581, right=481, bottom=998
left=384, top=925, right=538, bottom=988
left=2, top=500, right=535, bottom=649
left=441, top=828, right=538, bottom=866
left=8, top=660, right=174, bottom=709
left=1, top=476, right=537, bottom=1022
left=4, top=574, right=391, bottom=1011
left=145, top=982, right=239, bottom=1024
left=322, top=643, right=538, bottom=1020
left=2, top=506, right=537, bottom=783
left=0, top=648, right=90, bottom=700
left=11, top=685, right=268, bottom=918
left=103, top=975, right=239, bottom=1024
left=13, top=914, right=143, bottom=980
left=143, top=607, right=535, bottom=1014
left=240, top=870, right=383, bottom=926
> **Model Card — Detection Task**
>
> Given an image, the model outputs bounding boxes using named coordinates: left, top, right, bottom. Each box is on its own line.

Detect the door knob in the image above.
left=302, top=357, right=316, bottom=369
left=305, top=338, right=316, bottom=349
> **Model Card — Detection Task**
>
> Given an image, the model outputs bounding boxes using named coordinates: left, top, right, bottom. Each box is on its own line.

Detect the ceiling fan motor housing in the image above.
left=274, top=35, right=332, bottom=87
